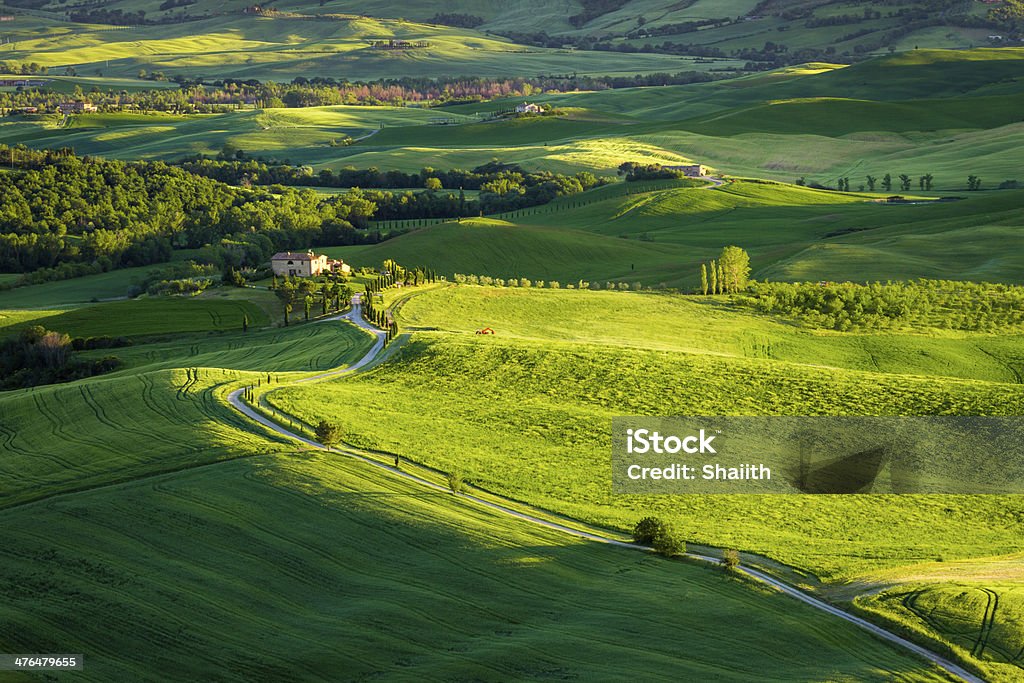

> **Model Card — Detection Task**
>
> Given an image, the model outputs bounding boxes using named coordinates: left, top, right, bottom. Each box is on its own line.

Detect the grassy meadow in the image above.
left=6, top=49, right=1024, bottom=189
left=0, top=285, right=958, bottom=681
left=0, top=12, right=727, bottom=82
left=0, top=296, right=268, bottom=338
left=0, top=450, right=958, bottom=682
left=335, top=180, right=1024, bottom=287
left=266, top=284, right=1024, bottom=679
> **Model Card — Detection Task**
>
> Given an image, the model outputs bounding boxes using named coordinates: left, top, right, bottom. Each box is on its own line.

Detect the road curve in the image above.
left=227, top=302, right=982, bottom=683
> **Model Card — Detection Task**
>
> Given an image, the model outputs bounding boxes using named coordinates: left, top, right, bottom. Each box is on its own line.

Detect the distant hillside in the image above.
left=1, top=0, right=1019, bottom=70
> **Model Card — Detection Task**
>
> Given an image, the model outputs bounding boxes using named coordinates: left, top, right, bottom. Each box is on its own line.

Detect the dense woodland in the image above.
left=0, top=147, right=383, bottom=275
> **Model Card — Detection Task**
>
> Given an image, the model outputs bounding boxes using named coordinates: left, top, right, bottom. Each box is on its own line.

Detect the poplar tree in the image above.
left=709, top=260, right=718, bottom=295
left=718, top=246, right=751, bottom=294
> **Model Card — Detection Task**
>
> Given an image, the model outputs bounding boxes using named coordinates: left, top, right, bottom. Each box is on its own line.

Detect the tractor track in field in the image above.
left=226, top=298, right=984, bottom=683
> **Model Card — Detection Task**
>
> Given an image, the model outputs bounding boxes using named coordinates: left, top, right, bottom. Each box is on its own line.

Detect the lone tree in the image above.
left=242, top=313, right=249, bottom=333
left=447, top=470, right=465, bottom=494
left=652, top=522, right=686, bottom=557
left=315, top=420, right=341, bottom=447
left=722, top=548, right=741, bottom=570
left=718, top=245, right=751, bottom=294
left=968, top=175, right=982, bottom=191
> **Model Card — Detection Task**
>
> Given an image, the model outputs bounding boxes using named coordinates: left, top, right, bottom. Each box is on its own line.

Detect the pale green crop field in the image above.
left=0, top=13, right=735, bottom=81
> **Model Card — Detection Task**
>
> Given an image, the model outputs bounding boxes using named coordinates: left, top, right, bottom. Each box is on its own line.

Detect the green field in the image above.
left=0, top=287, right=959, bottom=681
left=860, top=579, right=1024, bottom=683
left=7, top=49, right=1024, bottom=190
left=333, top=180, right=1024, bottom=287
left=0, top=452, right=957, bottom=682
left=263, top=284, right=1024, bottom=678
left=269, top=286, right=1024, bottom=579
left=0, top=296, right=268, bottom=338
left=0, top=12, right=730, bottom=82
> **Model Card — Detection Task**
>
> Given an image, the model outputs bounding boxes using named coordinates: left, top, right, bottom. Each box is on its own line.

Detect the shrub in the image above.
left=652, top=523, right=686, bottom=557
left=632, top=516, right=664, bottom=545
left=722, top=548, right=741, bottom=569
left=447, top=470, right=465, bottom=494
left=314, top=420, right=341, bottom=447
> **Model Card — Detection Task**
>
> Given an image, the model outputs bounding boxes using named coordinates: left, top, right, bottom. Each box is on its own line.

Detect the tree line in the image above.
left=0, top=325, right=123, bottom=390
left=739, top=279, right=1024, bottom=332
left=2, top=71, right=723, bottom=114
left=181, top=158, right=612, bottom=217
left=795, top=173, right=1017, bottom=192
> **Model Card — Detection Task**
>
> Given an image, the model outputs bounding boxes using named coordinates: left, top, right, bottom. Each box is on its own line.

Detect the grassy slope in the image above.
left=268, top=285, right=1024, bottom=678
left=0, top=452, right=955, bottom=682
left=0, top=296, right=269, bottom=338
left=270, top=286, right=1024, bottom=579
left=860, top=580, right=1024, bottom=683
left=7, top=49, right=1023, bottom=187
left=0, top=13, right=726, bottom=81
left=0, top=290, right=955, bottom=682
left=335, top=181, right=1024, bottom=286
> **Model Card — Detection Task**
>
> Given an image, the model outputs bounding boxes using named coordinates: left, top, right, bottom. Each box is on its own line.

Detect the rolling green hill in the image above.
left=0, top=290, right=960, bottom=681
left=0, top=449, right=958, bottom=682
left=0, top=11, right=729, bottom=81
left=268, top=283, right=1024, bottom=679
left=334, top=180, right=1024, bottom=287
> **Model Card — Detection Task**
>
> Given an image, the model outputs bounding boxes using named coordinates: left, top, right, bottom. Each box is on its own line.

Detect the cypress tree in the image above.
left=700, top=264, right=708, bottom=296
left=709, top=260, right=718, bottom=295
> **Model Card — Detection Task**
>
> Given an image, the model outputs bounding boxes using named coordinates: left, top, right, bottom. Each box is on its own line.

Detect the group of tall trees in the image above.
left=700, top=247, right=751, bottom=295
left=0, top=325, right=123, bottom=390
left=272, top=276, right=354, bottom=327
left=798, top=173, right=995, bottom=193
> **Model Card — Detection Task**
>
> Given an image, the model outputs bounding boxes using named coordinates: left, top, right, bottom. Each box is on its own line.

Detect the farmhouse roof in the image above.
left=272, top=251, right=320, bottom=261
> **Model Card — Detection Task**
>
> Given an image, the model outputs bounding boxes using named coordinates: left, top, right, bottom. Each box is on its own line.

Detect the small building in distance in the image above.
left=58, top=101, right=98, bottom=114
left=271, top=251, right=351, bottom=277
left=665, top=164, right=707, bottom=177
left=515, top=102, right=542, bottom=114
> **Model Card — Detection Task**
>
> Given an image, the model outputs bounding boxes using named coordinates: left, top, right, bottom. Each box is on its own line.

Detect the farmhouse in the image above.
left=665, top=164, right=708, bottom=177
left=57, top=101, right=98, bottom=114
left=271, top=251, right=351, bottom=277
left=515, top=102, right=542, bottom=114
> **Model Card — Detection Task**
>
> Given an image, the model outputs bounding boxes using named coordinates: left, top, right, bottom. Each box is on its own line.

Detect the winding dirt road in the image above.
left=227, top=302, right=983, bottom=683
